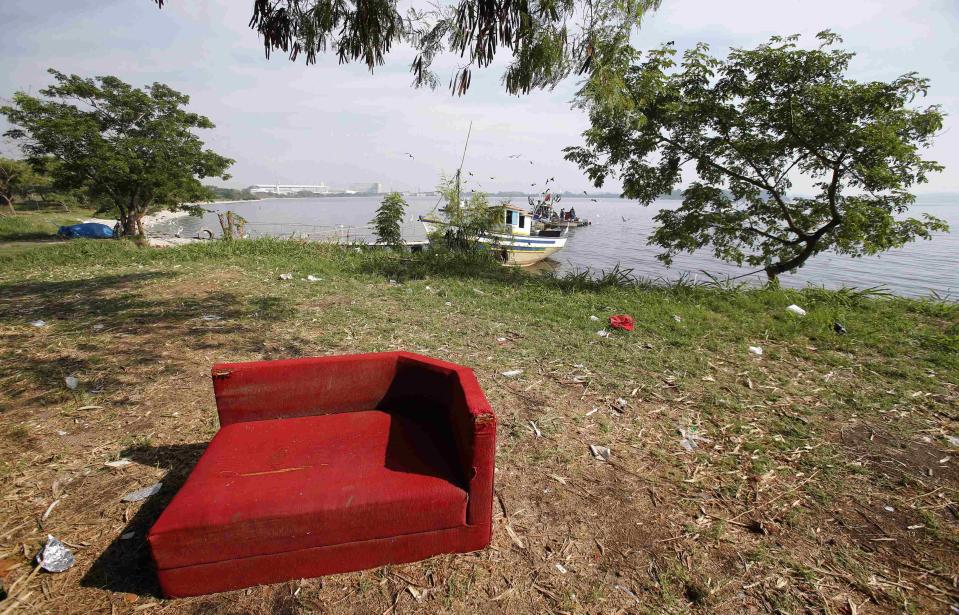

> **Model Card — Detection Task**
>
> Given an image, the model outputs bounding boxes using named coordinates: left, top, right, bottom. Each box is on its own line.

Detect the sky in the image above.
left=1, top=0, right=957, bottom=194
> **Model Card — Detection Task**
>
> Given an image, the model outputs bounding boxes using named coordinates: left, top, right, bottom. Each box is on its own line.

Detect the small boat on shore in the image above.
left=531, top=201, right=591, bottom=230
left=419, top=203, right=568, bottom=267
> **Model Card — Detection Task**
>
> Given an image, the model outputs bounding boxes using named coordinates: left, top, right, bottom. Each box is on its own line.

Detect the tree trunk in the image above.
left=764, top=218, right=842, bottom=280
left=120, top=211, right=138, bottom=238
left=1, top=194, right=15, bottom=215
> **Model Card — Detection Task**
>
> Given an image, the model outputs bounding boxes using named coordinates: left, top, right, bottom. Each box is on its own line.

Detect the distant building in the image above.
left=248, top=183, right=331, bottom=195
left=349, top=182, right=382, bottom=194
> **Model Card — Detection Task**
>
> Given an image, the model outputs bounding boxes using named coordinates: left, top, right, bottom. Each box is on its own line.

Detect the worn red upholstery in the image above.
left=147, top=352, right=496, bottom=598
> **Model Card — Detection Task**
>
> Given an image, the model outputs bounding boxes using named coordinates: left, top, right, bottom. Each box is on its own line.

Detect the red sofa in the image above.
left=147, top=352, right=496, bottom=598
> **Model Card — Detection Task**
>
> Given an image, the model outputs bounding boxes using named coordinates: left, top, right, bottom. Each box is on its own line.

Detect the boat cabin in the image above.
left=500, top=204, right=531, bottom=237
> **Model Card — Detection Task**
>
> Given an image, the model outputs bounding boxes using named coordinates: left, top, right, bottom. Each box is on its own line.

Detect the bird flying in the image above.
left=403, top=152, right=414, bottom=159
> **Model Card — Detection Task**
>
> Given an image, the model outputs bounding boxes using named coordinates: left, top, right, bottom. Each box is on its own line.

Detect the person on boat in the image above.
left=559, top=208, right=566, bottom=221
left=569, top=207, right=577, bottom=221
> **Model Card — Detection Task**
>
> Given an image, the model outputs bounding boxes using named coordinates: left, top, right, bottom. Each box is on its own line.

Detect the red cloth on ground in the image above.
left=608, top=314, right=635, bottom=331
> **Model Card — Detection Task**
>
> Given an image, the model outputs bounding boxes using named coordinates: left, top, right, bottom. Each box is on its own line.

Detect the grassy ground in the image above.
left=0, top=207, right=94, bottom=255
left=0, top=239, right=956, bottom=614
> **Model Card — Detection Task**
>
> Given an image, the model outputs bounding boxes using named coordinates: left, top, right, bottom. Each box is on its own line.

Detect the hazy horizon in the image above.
left=2, top=0, right=957, bottom=196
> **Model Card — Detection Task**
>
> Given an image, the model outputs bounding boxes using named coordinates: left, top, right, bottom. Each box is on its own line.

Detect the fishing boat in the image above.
left=531, top=201, right=591, bottom=229
left=419, top=203, right=568, bottom=267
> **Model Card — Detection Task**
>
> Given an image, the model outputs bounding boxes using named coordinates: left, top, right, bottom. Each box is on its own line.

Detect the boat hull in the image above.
left=420, top=218, right=567, bottom=267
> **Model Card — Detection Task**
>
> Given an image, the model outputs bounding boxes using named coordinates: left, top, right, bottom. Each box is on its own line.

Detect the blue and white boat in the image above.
left=419, top=203, right=568, bottom=267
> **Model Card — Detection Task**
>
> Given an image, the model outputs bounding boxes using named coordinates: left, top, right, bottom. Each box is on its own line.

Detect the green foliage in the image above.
left=1, top=69, right=234, bottom=237
left=204, top=185, right=260, bottom=201
left=370, top=192, right=407, bottom=248
left=433, top=175, right=504, bottom=252
left=155, top=0, right=661, bottom=96
left=0, top=158, right=37, bottom=213
left=565, top=32, right=948, bottom=280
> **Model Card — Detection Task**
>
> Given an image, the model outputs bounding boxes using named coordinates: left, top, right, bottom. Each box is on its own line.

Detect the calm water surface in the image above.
left=156, top=196, right=959, bottom=298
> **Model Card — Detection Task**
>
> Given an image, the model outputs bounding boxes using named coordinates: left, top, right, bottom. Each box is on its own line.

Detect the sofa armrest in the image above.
left=211, top=353, right=401, bottom=426
left=450, top=368, right=497, bottom=529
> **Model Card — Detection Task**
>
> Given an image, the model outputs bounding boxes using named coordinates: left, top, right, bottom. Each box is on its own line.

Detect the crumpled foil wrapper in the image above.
left=38, top=535, right=75, bottom=573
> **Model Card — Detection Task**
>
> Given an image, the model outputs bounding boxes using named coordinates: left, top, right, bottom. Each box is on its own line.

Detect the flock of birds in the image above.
left=400, top=151, right=603, bottom=203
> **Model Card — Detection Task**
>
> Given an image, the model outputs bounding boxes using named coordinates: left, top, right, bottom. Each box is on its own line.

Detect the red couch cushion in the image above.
left=149, top=410, right=468, bottom=570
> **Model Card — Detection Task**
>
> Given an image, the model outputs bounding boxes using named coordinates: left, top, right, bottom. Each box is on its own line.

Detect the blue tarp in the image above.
left=57, top=223, right=114, bottom=239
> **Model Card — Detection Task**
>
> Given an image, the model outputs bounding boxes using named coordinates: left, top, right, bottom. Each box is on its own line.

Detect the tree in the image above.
left=565, top=32, right=947, bottom=280
left=1, top=70, right=234, bottom=237
left=153, top=0, right=661, bottom=96
left=0, top=158, right=36, bottom=214
left=371, top=191, right=407, bottom=248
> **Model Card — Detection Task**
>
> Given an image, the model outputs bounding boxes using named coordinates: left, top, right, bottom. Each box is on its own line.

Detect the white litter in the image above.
left=30, top=319, right=47, bottom=328
left=590, top=445, right=611, bottom=462
left=596, top=330, right=610, bottom=338
left=679, top=426, right=711, bottom=452
left=201, top=314, right=221, bottom=321
left=946, top=435, right=959, bottom=447
left=306, top=275, right=323, bottom=282
left=613, top=398, right=628, bottom=411
left=37, top=535, right=75, bottom=572
left=496, top=337, right=508, bottom=343
left=585, top=407, right=599, bottom=417
left=786, top=304, right=807, bottom=317
left=555, top=563, right=568, bottom=574
left=673, top=315, right=682, bottom=323
left=529, top=421, right=542, bottom=437
left=748, top=346, right=763, bottom=356
left=65, top=376, right=79, bottom=390
left=42, top=500, right=60, bottom=521
left=122, top=482, right=162, bottom=502
left=501, top=369, right=523, bottom=378
left=105, top=459, right=133, bottom=468
left=279, top=273, right=293, bottom=280
left=92, top=323, right=105, bottom=331
left=589, top=315, right=600, bottom=322
left=56, top=430, right=68, bottom=436
left=445, top=301, right=452, bottom=306
left=884, top=505, right=895, bottom=512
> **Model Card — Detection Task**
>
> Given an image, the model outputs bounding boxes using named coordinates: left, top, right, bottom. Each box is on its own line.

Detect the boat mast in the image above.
left=455, top=121, right=473, bottom=207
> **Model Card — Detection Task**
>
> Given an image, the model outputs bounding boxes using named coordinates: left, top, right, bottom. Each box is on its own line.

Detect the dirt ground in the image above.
left=0, top=263, right=957, bottom=614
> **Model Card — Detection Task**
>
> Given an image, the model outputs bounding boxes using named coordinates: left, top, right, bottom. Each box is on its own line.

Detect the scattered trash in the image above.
left=701, top=375, right=716, bottom=382
left=883, top=505, right=895, bottom=513
left=673, top=315, right=682, bottom=323
left=679, top=426, right=710, bottom=452
left=786, top=304, right=807, bottom=317
left=833, top=322, right=847, bottom=335
left=105, top=459, right=133, bottom=468
left=608, top=314, right=635, bottom=331
left=425, top=285, right=432, bottom=291
left=589, top=315, right=600, bottom=322
left=585, top=407, right=599, bottom=417
left=407, top=585, right=424, bottom=601
left=946, top=435, right=959, bottom=447
left=496, top=337, right=508, bottom=343
left=613, top=398, right=628, bottom=411
left=278, top=273, right=293, bottom=280
left=549, top=474, right=568, bottom=485
left=589, top=445, right=611, bottom=462
left=92, top=323, right=105, bottom=331
left=596, top=330, right=610, bottom=338
left=748, top=346, right=763, bottom=356
left=907, top=524, right=924, bottom=530
left=64, top=376, right=79, bottom=390
left=388, top=279, right=398, bottom=285
left=445, top=301, right=452, bottom=307
left=30, top=319, right=47, bottom=328
left=121, top=482, right=162, bottom=503
left=473, top=288, right=485, bottom=295
left=121, top=532, right=135, bottom=540
left=200, top=314, right=221, bottom=321
left=501, top=369, right=523, bottom=378
left=529, top=421, right=542, bottom=437
left=555, top=563, right=568, bottom=574
left=37, top=535, right=75, bottom=573
left=56, top=430, right=68, bottom=436
left=305, top=275, right=323, bottom=282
